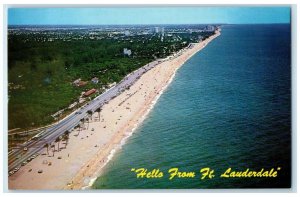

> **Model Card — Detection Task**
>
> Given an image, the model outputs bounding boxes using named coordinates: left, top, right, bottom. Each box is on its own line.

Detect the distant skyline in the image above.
left=8, top=7, right=290, bottom=25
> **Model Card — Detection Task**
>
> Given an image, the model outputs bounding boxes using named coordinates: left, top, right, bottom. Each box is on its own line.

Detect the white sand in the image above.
left=8, top=30, right=221, bottom=190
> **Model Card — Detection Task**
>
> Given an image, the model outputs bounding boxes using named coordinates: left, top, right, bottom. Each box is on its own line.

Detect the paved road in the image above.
left=8, top=60, right=160, bottom=174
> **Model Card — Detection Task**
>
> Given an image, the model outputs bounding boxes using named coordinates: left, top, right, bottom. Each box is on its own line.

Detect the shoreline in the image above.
left=8, top=29, right=221, bottom=190
left=82, top=51, right=184, bottom=190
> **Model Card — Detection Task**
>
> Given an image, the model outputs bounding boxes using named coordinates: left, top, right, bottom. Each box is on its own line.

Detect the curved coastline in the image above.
left=8, top=29, right=221, bottom=190
left=79, top=29, right=221, bottom=190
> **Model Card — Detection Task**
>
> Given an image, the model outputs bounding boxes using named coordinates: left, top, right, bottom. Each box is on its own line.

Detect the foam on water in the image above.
left=93, top=25, right=291, bottom=189
left=80, top=52, right=190, bottom=189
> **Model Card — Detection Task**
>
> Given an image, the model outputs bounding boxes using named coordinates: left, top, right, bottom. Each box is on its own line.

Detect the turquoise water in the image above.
left=93, top=25, right=291, bottom=189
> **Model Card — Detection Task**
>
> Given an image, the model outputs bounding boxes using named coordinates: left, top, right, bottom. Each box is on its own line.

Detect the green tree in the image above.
left=44, top=143, right=49, bottom=155
left=95, top=107, right=102, bottom=122
left=55, top=136, right=61, bottom=152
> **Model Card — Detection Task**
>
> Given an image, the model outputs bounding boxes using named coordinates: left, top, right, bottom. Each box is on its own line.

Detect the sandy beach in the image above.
left=8, top=29, right=221, bottom=190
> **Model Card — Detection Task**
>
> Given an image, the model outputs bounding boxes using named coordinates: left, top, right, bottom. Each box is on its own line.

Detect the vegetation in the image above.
left=8, top=26, right=215, bottom=132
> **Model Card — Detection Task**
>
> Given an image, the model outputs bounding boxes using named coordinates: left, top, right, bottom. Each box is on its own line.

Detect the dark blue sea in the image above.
left=93, top=24, right=291, bottom=189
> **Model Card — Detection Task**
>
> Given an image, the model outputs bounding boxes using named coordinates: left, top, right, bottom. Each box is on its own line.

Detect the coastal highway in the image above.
left=8, top=60, right=160, bottom=174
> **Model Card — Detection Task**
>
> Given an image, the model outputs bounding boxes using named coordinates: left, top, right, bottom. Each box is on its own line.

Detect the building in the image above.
left=91, top=77, right=99, bottom=84
left=73, top=78, right=81, bottom=86
left=84, top=89, right=97, bottom=97
left=124, top=30, right=131, bottom=36
left=108, top=82, right=117, bottom=88
left=123, top=48, right=132, bottom=56
left=204, top=25, right=215, bottom=32
left=77, top=81, right=88, bottom=87
left=73, top=78, right=87, bottom=87
left=155, top=27, right=160, bottom=33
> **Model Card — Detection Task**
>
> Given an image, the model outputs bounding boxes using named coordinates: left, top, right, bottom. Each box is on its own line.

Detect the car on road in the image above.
left=8, top=62, right=161, bottom=173
left=33, top=154, right=38, bottom=158
left=9, top=171, right=14, bottom=176
left=32, top=136, right=40, bottom=140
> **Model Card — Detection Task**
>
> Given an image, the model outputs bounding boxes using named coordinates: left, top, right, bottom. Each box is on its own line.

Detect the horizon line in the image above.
left=8, top=23, right=290, bottom=26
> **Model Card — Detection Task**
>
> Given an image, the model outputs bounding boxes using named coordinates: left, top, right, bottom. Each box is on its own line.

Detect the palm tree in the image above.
left=75, top=124, right=81, bottom=135
left=63, top=130, right=70, bottom=148
left=80, top=118, right=85, bottom=130
left=85, top=117, right=90, bottom=130
left=44, top=143, right=49, bottom=155
left=87, top=110, right=93, bottom=122
left=51, top=144, right=55, bottom=157
left=55, top=137, right=61, bottom=152
left=95, top=107, right=102, bottom=121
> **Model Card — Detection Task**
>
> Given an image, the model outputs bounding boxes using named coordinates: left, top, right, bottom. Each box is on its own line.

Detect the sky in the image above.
left=8, top=7, right=291, bottom=25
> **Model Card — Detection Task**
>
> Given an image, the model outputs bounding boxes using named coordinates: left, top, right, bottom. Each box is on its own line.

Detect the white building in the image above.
left=72, top=78, right=81, bottom=86
left=124, top=30, right=131, bottom=36
left=91, top=77, right=99, bottom=84
left=123, top=48, right=132, bottom=56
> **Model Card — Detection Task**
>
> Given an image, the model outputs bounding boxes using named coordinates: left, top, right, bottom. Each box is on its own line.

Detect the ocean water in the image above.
left=93, top=24, right=291, bottom=189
